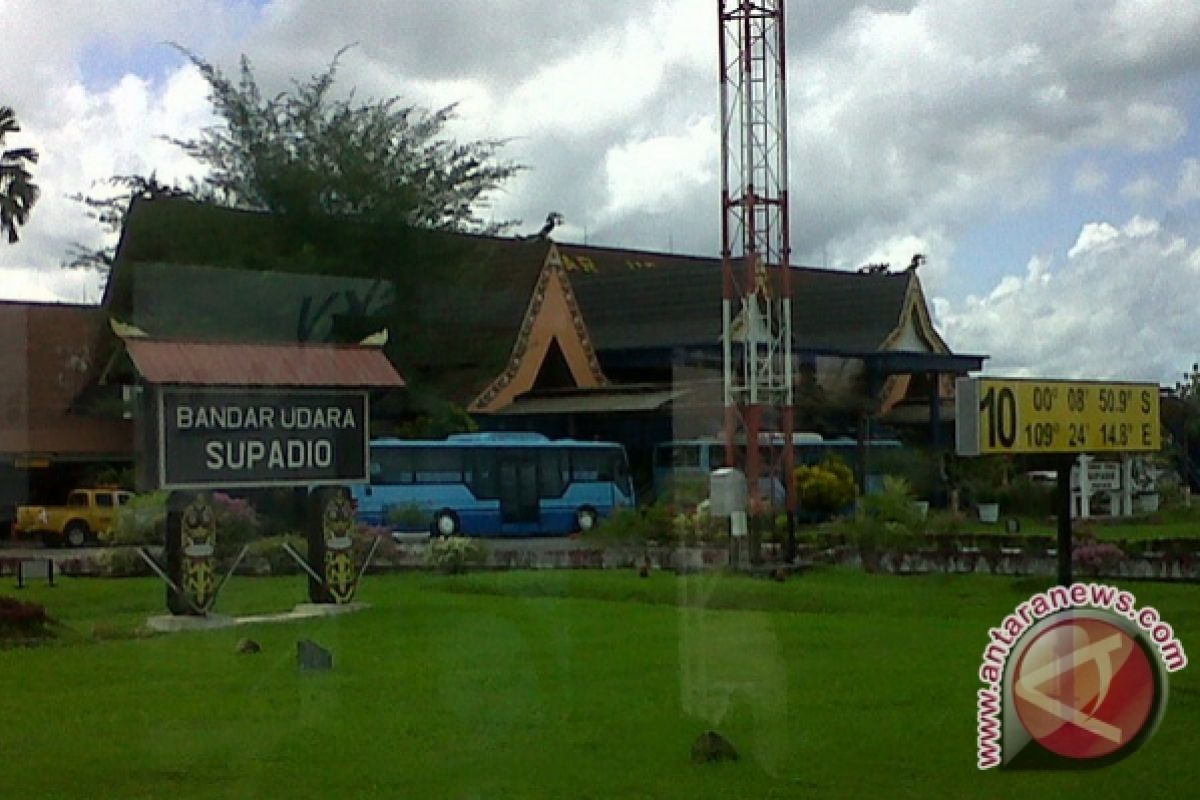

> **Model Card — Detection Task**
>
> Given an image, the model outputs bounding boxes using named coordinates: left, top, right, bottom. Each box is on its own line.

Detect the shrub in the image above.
left=971, top=482, right=1002, bottom=505
left=427, top=536, right=488, bottom=574
left=589, top=507, right=650, bottom=544
left=926, top=509, right=966, bottom=536
left=0, top=596, right=53, bottom=642
left=793, top=456, right=856, bottom=519
left=590, top=502, right=699, bottom=545
left=242, top=534, right=308, bottom=575
left=871, top=448, right=942, bottom=499
left=83, top=464, right=134, bottom=489
left=108, top=491, right=169, bottom=545
left=211, top=493, right=262, bottom=558
left=836, top=476, right=924, bottom=572
left=643, top=503, right=679, bottom=543
left=387, top=503, right=428, bottom=530
left=353, top=524, right=393, bottom=564
left=1073, top=537, right=1126, bottom=577
left=655, top=475, right=709, bottom=510
left=998, top=476, right=1054, bottom=517
left=861, top=476, right=923, bottom=532
left=112, top=492, right=263, bottom=552
left=94, top=547, right=154, bottom=577
left=670, top=502, right=730, bottom=545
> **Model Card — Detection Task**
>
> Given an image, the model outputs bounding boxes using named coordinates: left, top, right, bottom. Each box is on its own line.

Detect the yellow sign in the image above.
left=13, top=458, right=51, bottom=469
left=956, top=378, right=1160, bottom=456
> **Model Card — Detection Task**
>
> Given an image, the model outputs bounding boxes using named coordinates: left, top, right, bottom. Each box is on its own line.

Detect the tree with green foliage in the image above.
left=0, top=106, right=39, bottom=244
left=69, top=46, right=522, bottom=271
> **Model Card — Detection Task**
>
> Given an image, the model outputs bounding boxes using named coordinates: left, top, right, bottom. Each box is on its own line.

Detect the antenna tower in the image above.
left=719, top=0, right=795, bottom=525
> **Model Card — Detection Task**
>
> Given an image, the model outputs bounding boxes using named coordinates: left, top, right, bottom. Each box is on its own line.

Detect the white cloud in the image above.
left=0, top=65, right=213, bottom=284
left=939, top=215, right=1198, bottom=383
left=785, top=1, right=1198, bottom=272
left=849, top=229, right=956, bottom=288
left=1122, top=215, right=1161, bottom=238
left=1072, top=162, right=1109, bottom=194
left=1120, top=174, right=1160, bottom=201
left=0, top=267, right=105, bottom=304
left=1067, top=222, right=1120, bottom=259
left=601, top=117, right=716, bottom=217
left=1175, top=157, right=1200, bottom=205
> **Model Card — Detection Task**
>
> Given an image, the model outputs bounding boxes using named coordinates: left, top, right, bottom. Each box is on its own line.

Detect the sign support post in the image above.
left=1056, top=455, right=1073, bottom=586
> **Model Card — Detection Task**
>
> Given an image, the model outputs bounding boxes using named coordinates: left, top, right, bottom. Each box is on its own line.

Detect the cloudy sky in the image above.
left=2, top=0, right=1199, bottom=385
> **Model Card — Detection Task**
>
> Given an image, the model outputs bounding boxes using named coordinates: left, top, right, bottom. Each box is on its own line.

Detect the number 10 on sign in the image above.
left=956, top=377, right=1160, bottom=456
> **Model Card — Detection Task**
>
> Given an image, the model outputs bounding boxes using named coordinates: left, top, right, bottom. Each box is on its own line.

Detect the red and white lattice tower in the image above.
left=719, top=0, right=795, bottom=516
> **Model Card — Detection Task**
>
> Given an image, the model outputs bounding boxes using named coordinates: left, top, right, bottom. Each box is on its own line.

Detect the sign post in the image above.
left=956, top=378, right=1160, bottom=586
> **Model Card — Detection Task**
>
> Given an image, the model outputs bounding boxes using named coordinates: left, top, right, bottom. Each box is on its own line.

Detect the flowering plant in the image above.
left=1072, top=535, right=1125, bottom=577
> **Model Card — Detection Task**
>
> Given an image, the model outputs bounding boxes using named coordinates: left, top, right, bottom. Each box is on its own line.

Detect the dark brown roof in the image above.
left=104, top=198, right=933, bottom=402
left=0, top=301, right=132, bottom=457
left=555, top=243, right=915, bottom=353
left=124, top=339, right=406, bottom=387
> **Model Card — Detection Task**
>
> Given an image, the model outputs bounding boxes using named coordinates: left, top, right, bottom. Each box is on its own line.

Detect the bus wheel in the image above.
left=432, top=510, right=460, bottom=538
left=576, top=507, right=598, bottom=533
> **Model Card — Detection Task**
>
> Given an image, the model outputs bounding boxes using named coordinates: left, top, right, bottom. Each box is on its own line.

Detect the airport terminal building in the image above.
left=1, top=197, right=984, bottom=528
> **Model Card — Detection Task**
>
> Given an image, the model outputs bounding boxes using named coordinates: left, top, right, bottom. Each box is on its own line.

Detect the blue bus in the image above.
left=651, top=433, right=903, bottom=501
left=352, top=433, right=634, bottom=536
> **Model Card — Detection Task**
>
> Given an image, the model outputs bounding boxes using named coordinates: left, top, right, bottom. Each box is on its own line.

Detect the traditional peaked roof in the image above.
left=0, top=300, right=131, bottom=458
left=554, top=242, right=920, bottom=355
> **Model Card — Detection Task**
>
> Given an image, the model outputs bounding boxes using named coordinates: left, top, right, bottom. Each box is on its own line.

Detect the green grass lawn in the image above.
left=2, top=569, right=1197, bottom=799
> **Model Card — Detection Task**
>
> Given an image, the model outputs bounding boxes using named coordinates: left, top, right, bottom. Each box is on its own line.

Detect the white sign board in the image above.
left=1073, top=461, right=1120, bottom=492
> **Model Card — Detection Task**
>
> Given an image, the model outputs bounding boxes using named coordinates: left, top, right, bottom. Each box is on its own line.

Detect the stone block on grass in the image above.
left=691, top=730, right=738, bottom=764
left=297, top=639, right=332, bottom=671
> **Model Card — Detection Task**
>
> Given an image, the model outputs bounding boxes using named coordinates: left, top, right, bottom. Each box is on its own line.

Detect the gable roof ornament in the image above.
left=470, top=243, right=608, bottom=413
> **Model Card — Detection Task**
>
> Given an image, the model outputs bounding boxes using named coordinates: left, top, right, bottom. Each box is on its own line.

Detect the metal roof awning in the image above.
left=495, top=385, right=685, bottom=415
left=123, top=339, right=406, bottom=388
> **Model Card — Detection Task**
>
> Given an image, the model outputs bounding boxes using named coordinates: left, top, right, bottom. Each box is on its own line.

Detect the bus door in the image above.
left=498, top=452, right=540, bottom=525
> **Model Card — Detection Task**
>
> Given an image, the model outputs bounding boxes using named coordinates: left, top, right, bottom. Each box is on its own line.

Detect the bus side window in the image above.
left=373, top=449, right=414, bottom=485
left=415, top=448, right=463, bottom=483
left=572, top=449, right=612, bottom=482
left=539, top=450, right=565, bottom=496
left=672, top=445, right=700, bottom=469
left=609, top=451, right=630, bottom=490
left=470, top=450, right=498, bottom=499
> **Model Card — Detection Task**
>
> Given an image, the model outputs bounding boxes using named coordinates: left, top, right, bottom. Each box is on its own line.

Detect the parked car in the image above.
left=13, top=487, right=133, bottom=547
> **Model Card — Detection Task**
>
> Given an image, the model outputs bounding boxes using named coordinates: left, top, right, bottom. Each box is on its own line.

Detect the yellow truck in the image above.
left=14, top=488, right=133, bottom=547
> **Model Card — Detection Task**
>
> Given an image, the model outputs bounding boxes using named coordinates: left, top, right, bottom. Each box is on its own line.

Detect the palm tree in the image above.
left=1, top=106, right=39, bottom=243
